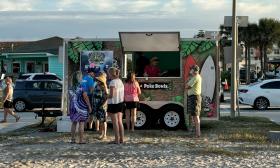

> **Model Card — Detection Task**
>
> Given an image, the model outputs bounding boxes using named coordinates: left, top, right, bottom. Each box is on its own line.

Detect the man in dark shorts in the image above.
left=186, top=65, right=202, bottom=138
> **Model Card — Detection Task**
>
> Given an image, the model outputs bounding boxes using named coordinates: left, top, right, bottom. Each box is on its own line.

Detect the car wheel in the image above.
left=135, top=104, right=152, bottom=129
left=14, top=100, right=27, bottom=112
left=160, top=105, right=184, bottom=130
left=254, top=97, right=269, bottom=110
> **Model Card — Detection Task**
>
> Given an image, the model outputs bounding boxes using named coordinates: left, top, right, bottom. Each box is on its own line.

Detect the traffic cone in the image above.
left=224, top=79, right=229, bottom=91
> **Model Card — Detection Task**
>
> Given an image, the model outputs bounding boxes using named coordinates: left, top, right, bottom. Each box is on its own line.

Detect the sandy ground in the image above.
left=0, top=128, right=280, bottom=168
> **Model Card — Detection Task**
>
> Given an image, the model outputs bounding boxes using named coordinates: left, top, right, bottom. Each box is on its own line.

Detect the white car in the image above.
left=238, top=79, right=280, bottom=110
left=17, top=73, right=61, bottom=81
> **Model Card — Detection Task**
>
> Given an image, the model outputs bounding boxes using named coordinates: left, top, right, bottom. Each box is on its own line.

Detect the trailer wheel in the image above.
left=160, top=105, right=184, bottom=130
left=135, top=104, right=152, bottom=129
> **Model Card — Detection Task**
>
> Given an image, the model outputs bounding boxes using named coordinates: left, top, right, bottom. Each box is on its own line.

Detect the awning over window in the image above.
left=119, top=32, right=180, bottom=52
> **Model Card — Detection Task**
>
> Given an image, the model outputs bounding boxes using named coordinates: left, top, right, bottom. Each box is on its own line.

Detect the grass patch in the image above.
left=221, top=116, right=271, bottom=123
left=201, top=116, right=280, bottom=144
left=137, top=140, right=157, bottom=145
left=218, top=131, right=267, bottom=143
left=197, top=147, right=251, bottom=157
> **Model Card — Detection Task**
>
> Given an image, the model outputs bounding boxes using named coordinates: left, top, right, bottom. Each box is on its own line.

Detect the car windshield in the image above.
left=18, top=75, right=31, bottom=79
left=33, top=75, right=61, bottom=80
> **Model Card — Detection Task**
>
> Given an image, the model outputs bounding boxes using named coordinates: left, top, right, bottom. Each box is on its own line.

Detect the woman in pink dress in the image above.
left=124, top=72, right=141, bottom=132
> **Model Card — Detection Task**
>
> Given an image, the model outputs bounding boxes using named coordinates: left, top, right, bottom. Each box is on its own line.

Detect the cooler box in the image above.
left=56, top=116, right=73, bottom=132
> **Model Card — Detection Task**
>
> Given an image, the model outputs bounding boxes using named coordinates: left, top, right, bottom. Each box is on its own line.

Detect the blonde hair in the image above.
left=5, top=76, right=13, bottom=85
left=97, top=72, right=108, bottom=94
left=108, top=67, right=120, bottom=79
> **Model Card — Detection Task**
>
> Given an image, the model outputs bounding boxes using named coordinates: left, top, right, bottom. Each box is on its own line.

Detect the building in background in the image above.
left=0, top=37, right=63, bottom=79
left=240, top=44, right=280, bottom=72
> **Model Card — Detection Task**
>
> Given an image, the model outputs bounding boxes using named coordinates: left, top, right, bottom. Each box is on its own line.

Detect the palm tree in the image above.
left=219, top=25, right=232, bottom=71
left=239, top=23, right=258, bottom=83
left=257, top=18, right=280, bottom=74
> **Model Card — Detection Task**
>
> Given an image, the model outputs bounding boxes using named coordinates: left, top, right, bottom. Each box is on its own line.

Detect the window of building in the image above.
left=12, top=63, right=20, bottom=73
left=250, top=48, right=254, bottom=55
left=124, top=52, right=181, bottom=78
left=26, top=62, right=35, bottom=73
left=44, top=63, right=49, bottom=72
left=274, top=49, right=280, bottom=55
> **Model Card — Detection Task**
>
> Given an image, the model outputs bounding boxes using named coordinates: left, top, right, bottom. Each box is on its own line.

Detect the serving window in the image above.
left=124, top=51, right=181, bottom=78
left=119, top=32, right=181, bottom=78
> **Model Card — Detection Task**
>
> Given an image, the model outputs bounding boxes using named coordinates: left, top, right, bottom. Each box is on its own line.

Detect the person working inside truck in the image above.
left=135, top=52, right=149, bottom=77
left=144, top=57, right=161, bottom=77
left=186, top=65, right=202, bottom=138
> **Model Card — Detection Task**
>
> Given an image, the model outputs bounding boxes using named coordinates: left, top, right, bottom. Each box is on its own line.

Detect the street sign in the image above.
left=224, top=16, right=248, bottom=27
left=223, top=46, right=242, bottom=64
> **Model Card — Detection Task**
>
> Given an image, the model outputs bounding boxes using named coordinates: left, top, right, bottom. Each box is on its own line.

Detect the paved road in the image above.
left=220, top=103, right=280, bottom=124
left=220, top=91, right=280, bottom=124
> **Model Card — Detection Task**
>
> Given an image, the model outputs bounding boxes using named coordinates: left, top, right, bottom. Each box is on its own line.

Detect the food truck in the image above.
left=62, top=32, right=220, bottom=130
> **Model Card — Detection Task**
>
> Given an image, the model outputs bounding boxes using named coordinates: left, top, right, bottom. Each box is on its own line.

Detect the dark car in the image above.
left=13, top=80, right=62, bottom=112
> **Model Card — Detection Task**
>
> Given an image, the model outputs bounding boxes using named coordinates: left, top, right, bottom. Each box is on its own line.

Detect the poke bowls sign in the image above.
left=139, top=82, right=170, bottom=90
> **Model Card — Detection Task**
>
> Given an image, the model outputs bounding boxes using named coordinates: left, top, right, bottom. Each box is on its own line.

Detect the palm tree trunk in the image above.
left=244, top=46, right=248, bottom=84
left=247, top=45, right=251, bottom=83
left=260, top=46, right=264, bottom=76
left=264, top=46, right=268, bottom=73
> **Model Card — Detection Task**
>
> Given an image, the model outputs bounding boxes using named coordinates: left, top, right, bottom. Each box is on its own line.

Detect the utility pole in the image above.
left=231, top=0, right=237, bottom=118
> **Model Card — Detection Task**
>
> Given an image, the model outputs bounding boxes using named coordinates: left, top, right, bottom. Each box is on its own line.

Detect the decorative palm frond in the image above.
left=68, top=41, right=103, bottom=63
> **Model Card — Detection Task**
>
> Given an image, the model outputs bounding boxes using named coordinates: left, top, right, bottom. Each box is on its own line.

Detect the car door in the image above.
left=260, top=81, right=280, bottom=106
left=25, top=81, right=45, bottom=107
left=43, top=81, right=62, bottom=108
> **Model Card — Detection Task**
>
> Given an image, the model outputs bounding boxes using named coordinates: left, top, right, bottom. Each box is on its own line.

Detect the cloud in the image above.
left=161, top=0, right=186, bottom=14
left=0, top=0, right=36, bottom=11
left=56, top=0, right=160, bottom=12
left=238, top=2, right=277, bottom=18
left=191, top=0, right=228, bottom=10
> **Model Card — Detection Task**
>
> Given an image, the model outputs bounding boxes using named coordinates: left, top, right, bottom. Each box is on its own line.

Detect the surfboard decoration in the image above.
left=200, top=55, right=216, bottom=102
left=184, top=55, right=197, bottom=81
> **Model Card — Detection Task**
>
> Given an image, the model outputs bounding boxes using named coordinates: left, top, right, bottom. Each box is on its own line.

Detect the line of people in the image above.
left=69, top=67, right=141, bottom=144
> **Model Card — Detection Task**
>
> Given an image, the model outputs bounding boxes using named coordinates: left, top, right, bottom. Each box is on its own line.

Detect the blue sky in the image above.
left=0, top=0, right=279, bottom=40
